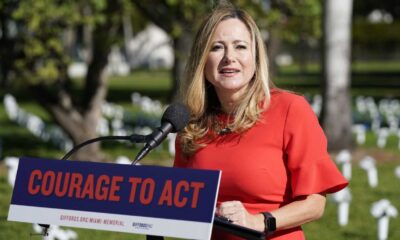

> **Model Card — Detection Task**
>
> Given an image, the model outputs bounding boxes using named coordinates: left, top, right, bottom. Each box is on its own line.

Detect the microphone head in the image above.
left=161, top=103, right=190, bottom=133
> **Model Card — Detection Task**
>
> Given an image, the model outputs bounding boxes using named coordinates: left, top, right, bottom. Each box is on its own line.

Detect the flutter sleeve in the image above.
left=283, top=96, right=348, bottom=198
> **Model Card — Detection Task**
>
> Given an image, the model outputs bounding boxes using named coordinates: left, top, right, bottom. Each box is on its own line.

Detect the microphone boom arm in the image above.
left=61, top=134, right=150, bottom=161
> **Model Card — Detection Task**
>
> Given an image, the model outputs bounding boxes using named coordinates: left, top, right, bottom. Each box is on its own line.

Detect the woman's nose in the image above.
left=223, top=48, right=236, bottom=63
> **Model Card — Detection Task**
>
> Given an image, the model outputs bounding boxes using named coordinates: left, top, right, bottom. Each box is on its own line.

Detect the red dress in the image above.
left=174, top=90, right=348, bottom=240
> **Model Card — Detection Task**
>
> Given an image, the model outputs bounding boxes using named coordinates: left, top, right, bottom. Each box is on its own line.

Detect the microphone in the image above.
left=133, top=103, right=190, bottom=163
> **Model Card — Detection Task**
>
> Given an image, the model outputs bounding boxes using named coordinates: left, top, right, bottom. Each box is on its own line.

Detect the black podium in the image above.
left=147, top=216, right=265, bottom=240
left=213, top=216, right=265, bottom=240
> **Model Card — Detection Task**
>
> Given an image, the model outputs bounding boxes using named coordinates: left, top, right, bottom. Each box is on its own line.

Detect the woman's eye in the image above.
left=236, top=45, right=247, bottom=50
left=211, top=45, right=223, bottom=51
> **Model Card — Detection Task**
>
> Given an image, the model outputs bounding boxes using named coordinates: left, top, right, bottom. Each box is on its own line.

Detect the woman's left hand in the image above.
left=217, top=201, right=264, bottom=231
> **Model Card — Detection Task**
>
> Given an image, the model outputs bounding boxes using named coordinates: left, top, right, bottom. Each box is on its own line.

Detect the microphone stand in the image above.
left=38, top=133, right=163, bottom=240
left=61, top=134, right=149, bottom=161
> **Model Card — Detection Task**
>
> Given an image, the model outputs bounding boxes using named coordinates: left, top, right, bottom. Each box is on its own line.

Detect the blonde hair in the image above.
left=179, top=4, right=272, bottom=156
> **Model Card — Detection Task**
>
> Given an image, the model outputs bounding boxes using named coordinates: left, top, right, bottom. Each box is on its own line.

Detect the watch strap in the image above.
left=262, top=212, right=276, bottom=234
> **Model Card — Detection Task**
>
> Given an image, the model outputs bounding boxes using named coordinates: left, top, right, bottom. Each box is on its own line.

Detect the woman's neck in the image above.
left=220, top=101, right=236, bottom=114
left=216, top=89, right=245, bottom=114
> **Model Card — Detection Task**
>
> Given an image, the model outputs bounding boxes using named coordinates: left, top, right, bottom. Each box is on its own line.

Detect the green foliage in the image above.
left=151, top=0, right=322, bottom=43
left=141, top=0, right=210, bottom=38
left=4, top=0, right=134, bottom=87
left=277, top=0, right=322, bottom=43
left=10, top=0, right=77, bottom=84
left=353, top=19, right=400, bottom=48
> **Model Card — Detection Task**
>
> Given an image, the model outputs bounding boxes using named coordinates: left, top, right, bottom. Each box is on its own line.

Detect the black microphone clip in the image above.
left=133, top=122, right=173, bottom=164
left=132, top=103, right=190, bottom=164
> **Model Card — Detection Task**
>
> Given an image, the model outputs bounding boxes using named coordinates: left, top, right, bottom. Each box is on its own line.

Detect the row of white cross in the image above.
left=3, top=94, right=73, bottom=152
left=130, top=92, right=164, bottom=116
left=3, top=93, right=177, bottom=157
left=332, top=149, right=400, bottom=240
left=4, top=92, right=399, bottom=155
left=3, top=93, right=399, bottom=239
left=309, top=95, right=400, bottom=150
left=352, top=96, right=400, bottom=149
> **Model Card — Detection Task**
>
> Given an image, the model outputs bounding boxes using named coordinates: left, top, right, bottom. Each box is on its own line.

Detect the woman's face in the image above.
left=204, top=18, right=255, bottom=98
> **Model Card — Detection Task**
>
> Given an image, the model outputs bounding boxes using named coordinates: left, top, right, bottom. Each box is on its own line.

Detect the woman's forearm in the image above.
left=218, top=194, right=326, bottom=232
left=269, top=193, right=326, bottom=231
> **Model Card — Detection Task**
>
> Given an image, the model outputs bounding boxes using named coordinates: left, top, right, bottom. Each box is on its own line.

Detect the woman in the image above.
left=174, top=4, right=348, bottom=240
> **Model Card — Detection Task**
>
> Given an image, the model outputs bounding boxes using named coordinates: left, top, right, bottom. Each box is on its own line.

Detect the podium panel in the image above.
left=8, top=157, right=221, bottom=240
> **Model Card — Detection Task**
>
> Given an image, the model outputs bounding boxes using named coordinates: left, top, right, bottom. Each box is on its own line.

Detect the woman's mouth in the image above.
left=219, top=68, right=240, bottom=76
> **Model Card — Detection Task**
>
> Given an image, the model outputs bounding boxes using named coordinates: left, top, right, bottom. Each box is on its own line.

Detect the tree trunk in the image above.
left=266, top=29, right=282, bottom=78
left=0, top=12, right=14, bottom=87
left=171, top=29, right=192, bottom=100
left=30, top=84, right=106, bottom=162
left=321, top=0, right=353, bottom=151
left=123, top=12, right=134, bottom=61
left=298, top=34, right=308, bottom=75
left=52, top=103, right=104, bottom=162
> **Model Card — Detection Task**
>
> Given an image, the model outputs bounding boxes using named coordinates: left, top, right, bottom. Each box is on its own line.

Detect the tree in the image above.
left=1, top=0, right=325, bottom=161
left=0, top=0, right=19, bottom=87
left=264, top=0, right=322, bottom=75
left=131, top=0, right=322, bottom=97
left=321, top=0, right=354, bottom=151
left=1, top=0, right=131, bottom=161
left=131, top=0, right=210, bottom=100
left=130, top=1, right=280, bottom=99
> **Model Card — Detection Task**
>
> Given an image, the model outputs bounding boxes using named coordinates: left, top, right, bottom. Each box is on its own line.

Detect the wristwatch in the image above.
left=262, top=212, right=276, bottom=234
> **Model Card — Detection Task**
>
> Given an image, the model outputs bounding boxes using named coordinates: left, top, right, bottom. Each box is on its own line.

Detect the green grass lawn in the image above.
left=304, top=158, right=400, bottom=240
left=106, top=69, right=172, bottom=103
left=1, top=105, right=400, bottom=239
left=278, top=60, right=400, bottom=74
left=1, top=63, right=400, bottom=239
left=106, top=63, right=400, bottom=100
left=275, top=60, right=400, bottom=97
left=1, top=149, right=399, bottom=239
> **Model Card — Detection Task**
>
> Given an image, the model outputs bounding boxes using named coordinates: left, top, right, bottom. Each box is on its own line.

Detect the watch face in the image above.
left=267, top=217, right=276, bottom=231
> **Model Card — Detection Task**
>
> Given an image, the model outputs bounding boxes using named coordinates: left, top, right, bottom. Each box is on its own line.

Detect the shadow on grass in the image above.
left=342, top=230, right=370, bottom=240
left=0, top=119, right=61, bottom=159
left=0, top=84, right=172, bottom=105
left=107, top=89, right=171, bottom=103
